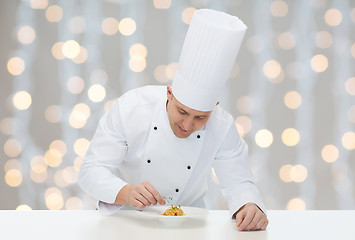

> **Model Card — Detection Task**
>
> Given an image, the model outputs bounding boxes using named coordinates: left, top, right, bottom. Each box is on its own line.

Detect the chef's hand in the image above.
left=234, top=203, right=268, bottom=231
left=114, top=181, right=165, bottom=208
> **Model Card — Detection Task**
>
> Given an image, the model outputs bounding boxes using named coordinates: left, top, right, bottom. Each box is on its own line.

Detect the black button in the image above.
left=197, top=135, right=200, bottom=139
left=187, top=166, right=191, bottom=170
left=147, top=159, right=151, bottom=163
left=175, top=189, right=179, bottom=192
left=154, top=126, right=157, bottom=130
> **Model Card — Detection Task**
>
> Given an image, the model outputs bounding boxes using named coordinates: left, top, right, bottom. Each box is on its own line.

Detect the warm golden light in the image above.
left=45, top=187, right=64, bottom=210
left=279, top=164, right=293, bottom=183
left=129, top=55, right=146, bottom=72
left=71, top=103, right=91, bottom=122
left=63, top=166, right=78, bottom=184
left=235, top=122, right=245, bottom=138
left=102, top=17, right=119, bottom=35
left=5, top=169, right=22, bottom=187
left=68, top=16, right=86, bottom=34
left=88, top=84, right=106, bottom=102
left=17, top=26, right=36, bottom=45
left=154, top=65, right=169, bottom=83
left=30, top=0, right=48, bottom=9
left=52, top=42, right=65, bottom=60
left=44, top=105, right=62, bottom=123
left=45, top=5, right=63, bottom=22
left=12, top=91, right=32, bottom=110
left=311, top=54, right=328, bottom=73
left=129, top=43, right=147, bottom=58
left=62, top=40, right=81, bottom=59
left=44, top=149, right=63, bottom=167
left=270, top=0, right=288, bottom=17
left=3, top=139, right=22, bottom=158
left=74, top=157, right=83, bottom=172
left=7, top=57, right=25, bottom=76
left=166, top=62, right=178, bottom=80
left=290, top=164, right=307, bottom=182
left=345, top=77, right=355, bottom=96
left=235, top=116, right=252, bottom=135
left=31, top=156, right=47, bottom=173
left=30, top=169, right=47, bottom=183
left=237, top=96, right=254, bottom=114
left=104, top=99, right=116, bottom=112
left=66, top=197, right=83, bottom=210
left=74, top=138, right=90, bottom=157
left=119, top=18, right=136, bottom=36
left=0, top=118, right=16, bottom=136
left=4, top=159, right=21, bottom=172
left=72, top=46, right=88, bottom=64
left=54, top=170, right=68, bottom=187
left=324, top=8, right=342, bottom=26
left=282, top=128, right=300, bottom=146
left=50, top=140, right=67, bottom=157
left=16, top=204, right=32, bottom=211
left=278, top=32, right=295, bottom=50
left=342, top=132, right=355, bottom=150
left=315, top=31, right=332, bottom=49
left=284, top=91, right=302, bottom=109
left=182, top=7, right=196, bottom=24
left=321, top=144, right=339, bottom=163
left=263, top=60, right=282, bottom=79
left=153, top=0, right=171, bottom=9
left=287, top=198, right=306, bottom=210
left=255, top=129, right=273, bottom=148
left=67, top=76, right=85, bottom=94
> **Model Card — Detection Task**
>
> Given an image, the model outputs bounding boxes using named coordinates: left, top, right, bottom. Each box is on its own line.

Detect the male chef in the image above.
left=79, top=9, right=268, bottom=231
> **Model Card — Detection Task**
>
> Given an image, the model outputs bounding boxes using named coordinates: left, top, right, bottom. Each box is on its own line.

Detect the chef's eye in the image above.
left=178, top=110, right=186, bottom=115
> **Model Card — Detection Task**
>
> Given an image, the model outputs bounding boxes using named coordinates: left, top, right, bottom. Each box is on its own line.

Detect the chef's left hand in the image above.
left=234, top=203, right=268, bottom=231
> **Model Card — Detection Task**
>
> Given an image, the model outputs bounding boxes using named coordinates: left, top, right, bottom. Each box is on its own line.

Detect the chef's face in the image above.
left=166, top=86, right=212, bottom=138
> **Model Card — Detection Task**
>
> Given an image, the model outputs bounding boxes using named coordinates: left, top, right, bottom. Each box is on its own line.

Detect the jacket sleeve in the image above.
left=78, top=99, right=128, bottom=213
left=212, top=120, right=266, bottom=219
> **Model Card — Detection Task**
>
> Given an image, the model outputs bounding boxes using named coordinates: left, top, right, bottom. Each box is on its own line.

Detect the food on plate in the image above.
left=163, top=205, right=185, bottom=216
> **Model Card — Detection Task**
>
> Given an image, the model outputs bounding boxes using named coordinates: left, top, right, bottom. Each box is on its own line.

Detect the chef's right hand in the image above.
left=115, top=181, right=165, bottom=208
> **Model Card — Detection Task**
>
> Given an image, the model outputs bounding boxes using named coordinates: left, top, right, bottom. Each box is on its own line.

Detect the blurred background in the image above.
left=0, top=0, right=354, bottom=211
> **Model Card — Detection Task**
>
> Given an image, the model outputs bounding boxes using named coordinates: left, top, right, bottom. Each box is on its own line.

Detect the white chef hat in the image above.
left=172, top=9, right=247, bottom=111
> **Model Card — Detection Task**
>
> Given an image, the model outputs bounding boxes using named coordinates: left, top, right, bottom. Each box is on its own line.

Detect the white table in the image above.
left=0, top=210, right=354, bottom=240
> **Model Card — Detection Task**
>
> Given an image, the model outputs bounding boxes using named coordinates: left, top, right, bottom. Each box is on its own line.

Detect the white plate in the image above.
left=136, top=206, right=209, bottom=226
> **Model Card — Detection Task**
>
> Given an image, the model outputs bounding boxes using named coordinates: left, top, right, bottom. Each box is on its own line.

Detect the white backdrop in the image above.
left=0, top=0, right=354, bottom=211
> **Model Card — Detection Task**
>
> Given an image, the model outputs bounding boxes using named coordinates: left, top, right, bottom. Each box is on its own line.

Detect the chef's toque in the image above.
left=172, top=9, right=247, bottom=112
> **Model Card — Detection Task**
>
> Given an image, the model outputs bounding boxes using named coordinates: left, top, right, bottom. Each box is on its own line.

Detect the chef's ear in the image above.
left=167, top=85, right=173, bottom=99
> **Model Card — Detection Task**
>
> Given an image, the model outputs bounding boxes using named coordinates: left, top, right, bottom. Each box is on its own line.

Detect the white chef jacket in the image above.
left=78, top=85, right=265, bottom=218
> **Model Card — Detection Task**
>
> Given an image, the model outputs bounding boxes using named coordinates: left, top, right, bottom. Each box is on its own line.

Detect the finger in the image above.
left=133, top=191, right=150, bottom=206
left=143, top=182, right=165, bottom=205
left=138, top=185, right=157, bottom=205
left=238, top=209, right=256, bottom=231
left=251, top=214, right=265, bottom=231
left=247, top=211, right=265, bottom=231
left=261, top=219, right=269, bottom=230
left=131, top=198, right=146, bottom=209
left=235, top=210, right=246, bottom=228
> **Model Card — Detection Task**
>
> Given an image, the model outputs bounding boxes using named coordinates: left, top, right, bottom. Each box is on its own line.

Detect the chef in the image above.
left=79, top=9, right=268, bottom=231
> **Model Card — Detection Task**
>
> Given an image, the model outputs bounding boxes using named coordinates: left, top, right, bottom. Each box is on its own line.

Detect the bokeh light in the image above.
left=45, top=187, right=63, bottom=210
left=235, top=116, right=252, bottom=136
left=74, top=138, right=90, bottom=157
left=129, top=55, right=146, bottom=72
left=284, top=91, right=302, bottom=109
left=104, top=99, right=116, bottom=112
left=7, top=57, right=25, bottom=76
left=324, top=8, right=342, bottom=26
left=72, top=46, right=88, bottom=64
left=166, top=62, right=178, bottom=80
left=287, top=198, right=306, bottom=210
left=315, top=31, right=332, bottom=49
left=44, top=105, right=62, bottom=123
left=12, top=91, right=32, bottom=110
left=255, top=129, right=273, bottom=148
left=45, top=5, right=63, bottom=22
left=129, top=43, right=148, bottom=58
left=321, top=144, right=339, bottom=163
left=17, top=26, right=36, bottom=45
left=263, top=60, right=282, bottom=79
left=4, top=159, right=21, bottom=172
left=281, top=128, right=300, bottom=147
left=345, top=77, right=355, bottom=95
left=0, top=118, right=16, bottom=136
left=102, top=17, right=119, bottom=35
left=311, top=54, right=328, bottom=73
left=290, top=164, right=308, bottom=183
left=270, top=0, right=288, bottom=17
left=30, top=0, right=48, bottom=9
left=30, top=156, right=48, bottom=183
left=3, top=139, right=22, bottom=158
left=341, top=132, right=355, bottom=150
left=236, top=96, right=254, bottom=114
left=51, top=42, right=65, bottom=60
left=88, top=84, right=106, bottom=102
left=278, top=32, right=295, bottom=50
left=44, top=149, right=63, bottom=167
left=67, top=76, right=85, bottom=94
left=154, top=65, right=169, bottom=83
left=119, top=18, right=136, bottom=36
left=182, top=7, right=196, bottom=24
left=5, top=169, right=23, bottom=187
left=66, top=197, right=83, bottom=210
left=279, top=164, right=293, bottom=183
left=153, top=0, right=171, bottom=9
left=16, top=204, right=32, bottom=211
left=62, top=40, right=81, bottom=59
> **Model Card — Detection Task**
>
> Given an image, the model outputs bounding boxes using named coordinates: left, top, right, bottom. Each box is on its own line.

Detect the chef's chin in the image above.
left=173, top=126, right=191, bottom=138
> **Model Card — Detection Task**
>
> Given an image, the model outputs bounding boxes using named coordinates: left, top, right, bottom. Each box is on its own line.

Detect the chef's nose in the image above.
left=182, top=117, right=194, bottom=131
